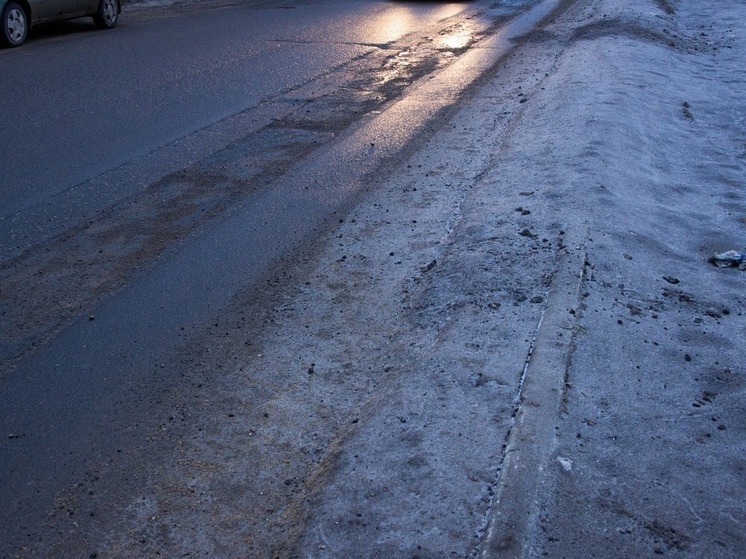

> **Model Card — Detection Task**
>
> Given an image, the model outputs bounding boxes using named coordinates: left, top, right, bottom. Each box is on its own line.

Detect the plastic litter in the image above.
left=708, top=250, right=746, bottom=269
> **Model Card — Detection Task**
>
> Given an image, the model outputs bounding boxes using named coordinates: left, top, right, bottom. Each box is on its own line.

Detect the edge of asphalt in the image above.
left=479, top=224, right=588, bottom=558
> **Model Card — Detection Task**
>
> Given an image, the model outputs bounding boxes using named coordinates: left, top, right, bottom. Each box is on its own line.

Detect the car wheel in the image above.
left=1, top=2, right=28, bottom=48
left=93, top=0, right=119, bottom=30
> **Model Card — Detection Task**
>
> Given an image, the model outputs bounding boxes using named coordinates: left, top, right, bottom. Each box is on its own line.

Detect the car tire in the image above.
left=93, top=0, right=119, bottom=30
left=1, top=1, right=28, bottom=48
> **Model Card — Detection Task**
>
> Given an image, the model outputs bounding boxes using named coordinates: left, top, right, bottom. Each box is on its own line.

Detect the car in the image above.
left=1, top=0, right=125, bottom=48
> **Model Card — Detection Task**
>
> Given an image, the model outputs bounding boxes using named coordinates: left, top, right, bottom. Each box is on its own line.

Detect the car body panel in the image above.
left=0, top=0, right=126, bottom=27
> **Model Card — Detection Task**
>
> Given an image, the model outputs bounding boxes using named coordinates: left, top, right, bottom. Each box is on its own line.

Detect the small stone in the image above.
left=663, top=276, right=680, bottom=284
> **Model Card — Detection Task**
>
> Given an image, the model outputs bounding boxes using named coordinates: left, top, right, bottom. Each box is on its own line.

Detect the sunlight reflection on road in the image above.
left=371, top=3, right=464, bottom=44
left=437, top=22, right=474, bottom=50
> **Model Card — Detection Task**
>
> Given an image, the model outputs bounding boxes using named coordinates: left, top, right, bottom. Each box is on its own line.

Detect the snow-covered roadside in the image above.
left=510, top=0, right=746, bottom=556
left=275, top=0, right=745, bottom=555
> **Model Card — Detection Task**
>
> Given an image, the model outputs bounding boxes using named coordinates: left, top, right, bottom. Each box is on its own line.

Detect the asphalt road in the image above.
left=1, top=0, right=557, bottom=555
left=1, top=0, right=475, bottom=218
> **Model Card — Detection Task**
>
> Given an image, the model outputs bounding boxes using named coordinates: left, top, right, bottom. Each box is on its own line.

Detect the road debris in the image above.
left=707, top=250, right=746, bottom=269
